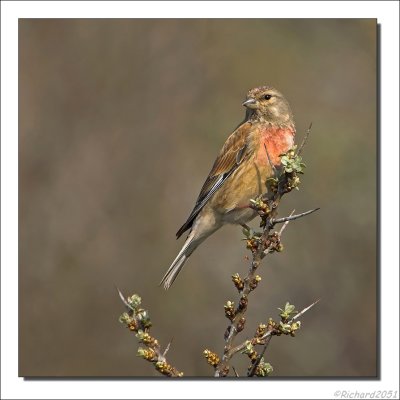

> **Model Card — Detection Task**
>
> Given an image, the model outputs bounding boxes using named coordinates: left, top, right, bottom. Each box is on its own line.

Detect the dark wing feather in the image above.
left=176, top=122, right=252, bottom=238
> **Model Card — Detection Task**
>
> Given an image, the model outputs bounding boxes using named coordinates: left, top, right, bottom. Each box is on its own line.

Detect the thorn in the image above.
left=258, top=299, right=320, bottom=342
left=163, top=337, right=174, bottom=357
left=297, top=122, right=312, bottom=156
left=247, top=335, right=273, bottom=377
left=272, top=208, right=320, bottom=226
left=278, top=209, right=295, bottom=235
left=292, top=298, right=321, bottom=321
left=115, top=286, right=135, bottom=312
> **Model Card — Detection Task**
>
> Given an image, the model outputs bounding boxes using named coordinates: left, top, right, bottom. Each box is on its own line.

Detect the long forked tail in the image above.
left=160, top=234, right=196, bottom=290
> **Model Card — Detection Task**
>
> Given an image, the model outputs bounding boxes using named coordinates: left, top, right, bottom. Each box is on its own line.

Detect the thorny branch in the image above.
left=228, top=299, right=321, bottom=362
left=117, top=288, right=183, bottom=377
left=204, top=127, right=320, bottom=377
left=248, top=334, right=273, bottom=377
left=297, top=122, right=312, bottom=156
left=271, top=207, right=320, bottom=226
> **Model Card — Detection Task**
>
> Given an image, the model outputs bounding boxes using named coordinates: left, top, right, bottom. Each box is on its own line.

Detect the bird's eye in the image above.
left=264, top=94, right=272, bottom=100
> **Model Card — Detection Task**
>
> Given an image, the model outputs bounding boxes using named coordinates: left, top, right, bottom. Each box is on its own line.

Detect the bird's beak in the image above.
left=242, top=98, right=257, bottom=109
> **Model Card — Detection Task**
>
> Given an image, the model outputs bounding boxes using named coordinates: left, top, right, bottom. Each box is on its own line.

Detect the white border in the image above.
left=1, top=2, right=399, bottom=399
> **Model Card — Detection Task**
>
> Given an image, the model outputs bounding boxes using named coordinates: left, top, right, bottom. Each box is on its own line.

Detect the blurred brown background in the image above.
left=19, top=19, right=377, bottom=377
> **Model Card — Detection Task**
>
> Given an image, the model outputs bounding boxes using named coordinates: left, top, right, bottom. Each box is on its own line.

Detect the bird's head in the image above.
left=242, top=86, right=294, bottom=126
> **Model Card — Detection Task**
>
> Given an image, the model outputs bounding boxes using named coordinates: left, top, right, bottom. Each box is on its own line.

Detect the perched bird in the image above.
left=161, top=86, right=296, bottom=289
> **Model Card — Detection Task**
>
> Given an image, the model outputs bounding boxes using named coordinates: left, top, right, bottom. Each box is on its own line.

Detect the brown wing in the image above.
left=176, top=122, right=253, bottom=238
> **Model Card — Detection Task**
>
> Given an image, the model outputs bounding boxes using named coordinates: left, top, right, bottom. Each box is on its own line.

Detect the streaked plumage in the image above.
left=161, top=86, right=295, bottom=289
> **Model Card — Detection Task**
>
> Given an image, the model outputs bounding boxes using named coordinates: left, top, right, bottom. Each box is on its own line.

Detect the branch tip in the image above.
left=163, top=338, right=173, bottom=357
left=116, top=286, right=136, bottom=312
left=292, top=298, right=320, bottom=321
left=272, top=207, right=320, bottom=226
left=297, top=122, right=312, bottom=156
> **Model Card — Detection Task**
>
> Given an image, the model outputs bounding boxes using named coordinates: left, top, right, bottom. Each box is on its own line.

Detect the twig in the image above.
left=228, top=299, right=320, bottom=357
left=163, top=338, right=173, bottom=357
left=117, top=286, right=135, bottom=312
left=247, top=335, right=273, bottom=377
left=213, top=140, right=319, bottom=376
left=261, top=209, right=296, bottom=257
left=214, top=256, right=263, bottom=375
left=117, top=289, right=183, bottom=377
left=297, top=122, right=312, bottom=156
left=278, top=209, right=295, bottom=235
left=271, top=208, right=320, bottom=226
left=292, top=298, right=321, bottom=321
left=259, top=299, right=320, bottom=343
left=214, top=206, right=290, bottom=376
left=257, top=299, right=321, bottom=342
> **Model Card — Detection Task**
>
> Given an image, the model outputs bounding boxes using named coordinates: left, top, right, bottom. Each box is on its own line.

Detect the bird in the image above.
left=160, top=86, right=296, bottom=289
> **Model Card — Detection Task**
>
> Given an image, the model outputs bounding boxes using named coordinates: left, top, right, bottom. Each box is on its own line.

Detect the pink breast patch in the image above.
left=257, top=126, right=295, bottom=165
